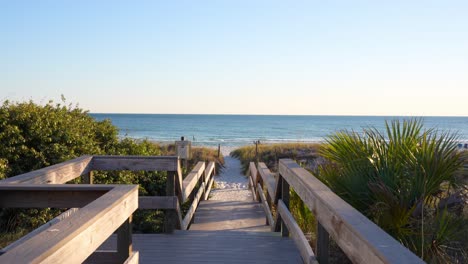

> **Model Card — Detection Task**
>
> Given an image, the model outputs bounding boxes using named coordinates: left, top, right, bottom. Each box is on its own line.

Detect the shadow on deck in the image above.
left=93, top=232, right=302, bottom=264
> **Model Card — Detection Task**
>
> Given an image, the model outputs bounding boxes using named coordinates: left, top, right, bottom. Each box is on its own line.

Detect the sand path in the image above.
left=209, top=147, right=252, bottom=201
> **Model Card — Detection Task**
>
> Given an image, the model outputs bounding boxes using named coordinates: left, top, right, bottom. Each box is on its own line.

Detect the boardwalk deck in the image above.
left=94, top=232, right=302, bottom=263
left=189, top=200, right=271, bottom=232
left=91, top=196, right=303, bottom=263
left=0, top=155, right=425, bottom=263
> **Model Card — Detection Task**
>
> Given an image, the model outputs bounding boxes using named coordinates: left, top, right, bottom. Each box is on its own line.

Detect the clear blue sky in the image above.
left=1, top=1, right=467, bottom=116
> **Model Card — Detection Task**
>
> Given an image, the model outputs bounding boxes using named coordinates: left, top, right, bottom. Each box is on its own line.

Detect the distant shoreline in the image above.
left=92, top=114, right=468, bottom=148
left=90, top=113, right=468, bottom=118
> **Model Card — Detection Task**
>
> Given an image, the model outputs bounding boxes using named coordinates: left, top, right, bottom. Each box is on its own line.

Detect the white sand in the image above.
left=209, top=147, right=253, bottom=201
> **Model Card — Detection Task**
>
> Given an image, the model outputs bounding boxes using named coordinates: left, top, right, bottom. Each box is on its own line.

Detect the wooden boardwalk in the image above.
left=92, top=199, right=302, bottom=263
left=189, top=200, right=271, bottom=232
left=94, top=232, right=302, bottom=264
left=0, top=156, right=425, bottom=264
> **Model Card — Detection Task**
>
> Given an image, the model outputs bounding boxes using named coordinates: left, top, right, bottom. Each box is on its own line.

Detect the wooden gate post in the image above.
left=316, top=222, right=330, bottom=264
left=164, top=172, right=177, bottom=233
left=83, top=170, right=93, bottom=184
left=281, top=176, right=290, bottom=237
left=117, top=216, right=132, bottom=263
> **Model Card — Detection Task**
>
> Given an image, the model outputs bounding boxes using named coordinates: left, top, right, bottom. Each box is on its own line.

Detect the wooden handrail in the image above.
left=92, top=155, right=180, bottom=171
left=277, top=200, right=317, bottom=264
left=138, top=196, right=179, bottom=209
left=203, top=162, right=216, bottom=200
left=0, top=155, right=93, bottom=184
left=257, top=162, right=276, bottom=201
left=256, top=183, right=274, bottom=228
left=0, top=156, right=218, bottom=262
left=181, top=161, right=216, bottom=230
left=0, top=185, right=138, bottom=263
left=0, top=208, right=79, bottom=254
left=182, top=161, right=206, bottom=201
left=279, top=159, right=424, bottom=264
left=247, top=159, right=424, bottom=264
left=182, top=180, right=206, bottom=230
left=248, top=162, right=259, bottom=201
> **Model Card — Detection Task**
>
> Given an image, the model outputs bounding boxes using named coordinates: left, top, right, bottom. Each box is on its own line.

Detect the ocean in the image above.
left=90, top=114, right=468, bottom=148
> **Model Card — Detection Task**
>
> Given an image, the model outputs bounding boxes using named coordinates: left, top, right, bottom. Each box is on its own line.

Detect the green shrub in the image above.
left=0, top=99, right=117, bottom=177
left=231, top=143, right=320, bottom=243
left=0, top=99, right=224, bottom=247
left=319, top=119, right=468, bottom=262
left=231, top=143, right=320, bottom=173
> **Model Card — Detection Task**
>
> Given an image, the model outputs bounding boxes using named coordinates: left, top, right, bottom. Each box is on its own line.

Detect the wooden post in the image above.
left=83, top=171, right=93, bottom=184
left=217, top=144, right=221, bottom=158
left=316, top=222, right=330, bottom=264
left=281, top=177, right=290, bottom=237
left=117, top=216, right=132, bottom=263
left=200, top=167, right=206, bottom=201
left=164, top=172, right=177, bottom=233
left=255, top=140, right=259, bottom=164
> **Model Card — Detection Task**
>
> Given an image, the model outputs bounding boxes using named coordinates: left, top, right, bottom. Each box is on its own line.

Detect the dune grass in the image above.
left=231, top=142, right=322, bottom=255
left=231, top=142, right=321, bottom=173
left=231, top=136, right=468, bottom=263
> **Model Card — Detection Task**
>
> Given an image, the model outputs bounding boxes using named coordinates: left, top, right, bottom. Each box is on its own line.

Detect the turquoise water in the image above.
left=90, top=114, right=468, bottom=147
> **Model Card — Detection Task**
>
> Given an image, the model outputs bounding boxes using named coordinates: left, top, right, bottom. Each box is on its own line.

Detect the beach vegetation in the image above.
left=231, top=143, right=321, bottom=245
left=318, top=119, right=468, bottom=262
left=231, top=127, right=468, bottom=263
left=231, top=142, right=321, bottom=173
left=0, top=99, right=223, bottom=247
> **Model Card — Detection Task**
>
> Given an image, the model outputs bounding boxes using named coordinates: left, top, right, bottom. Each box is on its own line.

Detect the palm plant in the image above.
left=318, top=119, right=467, bottom=262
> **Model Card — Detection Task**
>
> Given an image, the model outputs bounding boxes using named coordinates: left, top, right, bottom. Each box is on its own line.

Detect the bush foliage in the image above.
left=0, top=99, right=223, bottom=246
left=319, top=119, right=468, bottom=262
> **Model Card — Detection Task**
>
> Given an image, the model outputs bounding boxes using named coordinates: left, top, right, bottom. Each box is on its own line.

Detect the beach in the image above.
left=209, top=146, right=252, bottom=201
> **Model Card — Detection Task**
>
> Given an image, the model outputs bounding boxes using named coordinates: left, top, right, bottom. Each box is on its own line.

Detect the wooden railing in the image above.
left=0, top=184, right=138, bottom=263
left=248, top=159, right=425, bottom=264
left=0, top=155, right=216, bottom=263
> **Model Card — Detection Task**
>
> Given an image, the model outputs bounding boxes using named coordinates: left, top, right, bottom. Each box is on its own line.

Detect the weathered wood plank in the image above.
left=256, top=183, right=274, bottom=228
left=277, top=200, right=317, bottom=264
left=98, top=233, right=302, bottom=263
left=83, top=250, right=119, bottom=264
left=0, top=185, right=113, bottom=191
left=0, top=156, right=93, bottom=184
left=165, top=172, right=177, bottom=233
left=0, top=185, right=139, bottom=264
left=0, top=208, right=79, bottom=254
left=249, top=162, right=258, bottom=185
left=279, top=159, right=424, bottom=264
left=84, top=249, right=138, bottom=264
left=249, top=162, right=259, bottom=201
left=189, top=201, right=271, bottom=232
left=117, top=216, right=132, bottom=263
left=182, top=162, right=205, bottom=201
left=205, top=161, right=215, bottom=179
left=281, top=177, right=290, bottom=237
left=83, top=170, right=94, bottom=184
left=203, top=163, right=215, bottom=201
left=138, top=196, right=178, bottom=209
left=175, top=199, right=183, bottom=230
left=316, top=222, right=330, bottom=264
left=257, top=163, right=276, bottom=201
left=91, top=155, right=179, bottom=171
left=248, top=176, right=257, bottom=200
left=204, top=176, right=214, bottom=200
left=174, top=159, right=184, bottom=203
left=0, top=185, right=111, bottom=208
left=182, top=181, right=206, bottom=230
left=124, top=251, right=139, bottom=264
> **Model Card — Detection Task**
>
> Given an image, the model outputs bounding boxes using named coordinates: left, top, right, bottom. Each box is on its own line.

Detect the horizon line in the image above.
left=89, top=112, right=468, bottom=118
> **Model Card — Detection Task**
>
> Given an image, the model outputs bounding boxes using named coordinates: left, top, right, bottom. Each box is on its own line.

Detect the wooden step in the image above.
left=189, top=200, right=270, bottom=232
left=93, top=232, right=303, bottom=264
